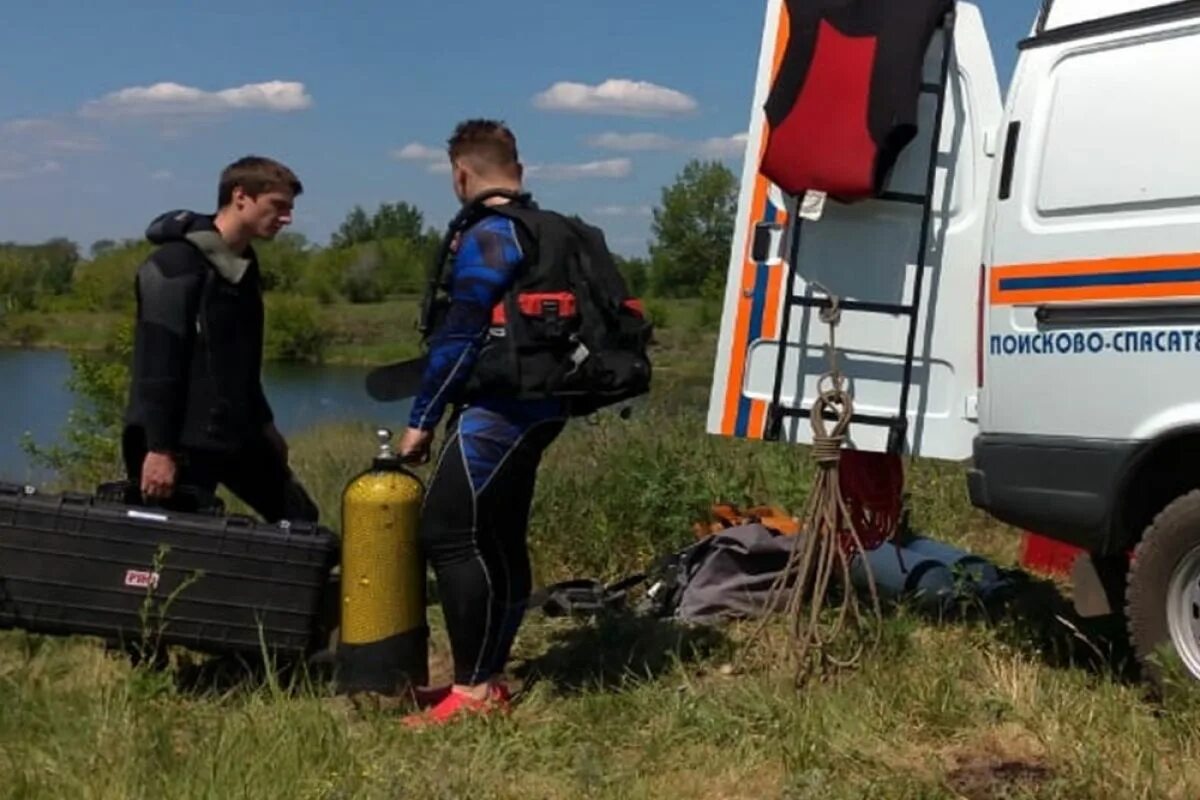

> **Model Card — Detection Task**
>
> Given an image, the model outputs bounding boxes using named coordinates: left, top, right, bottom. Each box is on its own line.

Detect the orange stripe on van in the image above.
left=772, top=1, right=790, bottom=75
left=748, top=208, right=789, bottom=439
left=721, top=173, right=771, bottom=436
left=720, top=3, right=791, bottom=437
left=990, top=252, right=1200, bottom=306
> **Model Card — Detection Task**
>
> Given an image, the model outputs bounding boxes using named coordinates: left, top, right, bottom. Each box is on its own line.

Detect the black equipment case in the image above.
left=0, top=481, right=338, bottom=658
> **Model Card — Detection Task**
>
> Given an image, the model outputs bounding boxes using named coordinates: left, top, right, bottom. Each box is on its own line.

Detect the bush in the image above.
left=72, top=242, right=153, bottom=312
left=0, top=254, right=39, bottom=312
left=644, top=298, right=673, bottom=330
left=695, top=298, right=721, bottom=331
left=299, top=247, right=352, bottom=305
left=616, top=256, right=649, bottom=297
left=23, top=321, right=132, bottom=489
left=264, top=294, right=332, bottom=363
left=257, top=233, right=310, bottom=293
left=377, top=237, right=430, bottom=296
left=340, top=244, right=387, bottom=304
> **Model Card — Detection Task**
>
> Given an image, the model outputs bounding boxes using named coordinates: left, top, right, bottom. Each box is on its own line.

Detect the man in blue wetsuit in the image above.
left=397, top=119, right=568, bottom=727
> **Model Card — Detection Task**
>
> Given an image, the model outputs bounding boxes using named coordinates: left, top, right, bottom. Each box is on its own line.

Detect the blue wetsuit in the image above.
left=409, top=210, right=566, bottom=685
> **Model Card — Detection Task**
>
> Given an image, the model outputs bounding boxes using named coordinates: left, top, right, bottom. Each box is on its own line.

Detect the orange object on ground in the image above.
left=695, top=450, right=905, bottom=554
left=693, top=503, right=802, bottom=539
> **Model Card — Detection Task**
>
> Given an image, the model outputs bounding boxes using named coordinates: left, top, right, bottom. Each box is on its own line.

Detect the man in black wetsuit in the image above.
left=121, top=155, right=318, bottom=524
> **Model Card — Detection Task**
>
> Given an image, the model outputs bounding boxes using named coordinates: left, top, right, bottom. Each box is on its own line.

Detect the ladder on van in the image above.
left=762, top=6, right=958, bottom=457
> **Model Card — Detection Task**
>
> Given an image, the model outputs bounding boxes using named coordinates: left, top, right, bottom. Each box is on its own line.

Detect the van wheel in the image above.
left=1126, top=490, right=1200, bottom=683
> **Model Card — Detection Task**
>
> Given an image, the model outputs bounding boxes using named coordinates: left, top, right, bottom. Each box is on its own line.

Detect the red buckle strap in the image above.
left=491, top=292, right=577, bottom=326
left=519, top=292, right=576, bottom=318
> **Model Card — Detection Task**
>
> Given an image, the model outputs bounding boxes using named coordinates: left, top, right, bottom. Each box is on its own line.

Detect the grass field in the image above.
left=2, top=308, right=1199, bottom=798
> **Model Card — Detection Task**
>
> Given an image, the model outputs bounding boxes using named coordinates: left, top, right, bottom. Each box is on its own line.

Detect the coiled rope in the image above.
left=752, top=288, right=887, bottom=684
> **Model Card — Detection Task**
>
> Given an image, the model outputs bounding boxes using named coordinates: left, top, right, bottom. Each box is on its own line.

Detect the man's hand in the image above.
left=264, top=422, right=289, bottom=465
left=397, top=427, right=433, bottom=464
left=141, top=451, right=177, bottom=499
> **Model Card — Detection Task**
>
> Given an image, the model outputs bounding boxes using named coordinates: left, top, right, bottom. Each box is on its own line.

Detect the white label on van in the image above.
left=124, top=569, right=160, bottom=590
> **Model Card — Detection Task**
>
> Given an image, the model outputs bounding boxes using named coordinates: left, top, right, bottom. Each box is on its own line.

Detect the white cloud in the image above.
left=533, top=79, right=697, bottom=116
left=80, top=80, right=313, bottom=118
left=2, top=118, right=53, bottom=134
left=588, top=131, right=748, bottom=159
left=150, top=169, right=173, bottom=181
left=697, top=133, right=749, bottom=157
left=594, top=204, right=652, bottom=217
left=586, top=132, right=676, bottom=151
left=1, top=117, right=104, bottom=153
left=526, top=158, right=632, bottom=180
left=390, top=137, right=632, bottom=180
left=0, top=118, right=91, bottom=180
left=47, top=134, right=104, bottom=152
left=391, top=142, right=450, bottom=173
left=400, top=148, right=631, bottom=180
left=0, top=158, right=62, bottom=182
left=391, top=142, right=443, bottom=161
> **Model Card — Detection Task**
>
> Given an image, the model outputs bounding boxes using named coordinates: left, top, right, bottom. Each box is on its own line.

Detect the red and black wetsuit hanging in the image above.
left=761, top=0, right=953, bottom=201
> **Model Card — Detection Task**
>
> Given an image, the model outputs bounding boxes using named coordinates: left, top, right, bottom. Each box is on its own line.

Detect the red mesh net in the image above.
left=836, top=449, right=904, bottom=554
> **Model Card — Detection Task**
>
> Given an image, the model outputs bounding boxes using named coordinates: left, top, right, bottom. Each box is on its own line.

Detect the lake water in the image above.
left=0, top=348, right=412, bottom=485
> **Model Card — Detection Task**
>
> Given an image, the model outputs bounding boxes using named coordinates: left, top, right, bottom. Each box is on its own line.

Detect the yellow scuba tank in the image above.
left=336, top=427, right=428, bottom=695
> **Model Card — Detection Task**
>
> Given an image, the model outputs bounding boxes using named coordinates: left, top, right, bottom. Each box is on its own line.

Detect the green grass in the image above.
left=317, top=299, right=423, bottom=365
left=0, top=310, right=124, bottom=350
left=3, top=304, right=1200, bottom=798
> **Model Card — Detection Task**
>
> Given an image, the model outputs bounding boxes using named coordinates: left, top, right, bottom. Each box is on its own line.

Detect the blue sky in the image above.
left=0, top=1, right=1037, bottom=257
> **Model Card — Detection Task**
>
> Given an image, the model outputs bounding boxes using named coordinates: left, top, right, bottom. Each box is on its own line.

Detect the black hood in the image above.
left=145, top=209, right=216, bottom=244
left=144, top=209, right=253, bottom=284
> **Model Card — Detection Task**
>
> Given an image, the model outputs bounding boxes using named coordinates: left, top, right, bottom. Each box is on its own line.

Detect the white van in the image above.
left=708, top=0, right=1200, bottom=681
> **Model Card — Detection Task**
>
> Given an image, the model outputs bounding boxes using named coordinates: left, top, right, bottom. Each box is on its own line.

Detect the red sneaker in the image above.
left=411, top=681, right=510, bottom=709
left=411, top=684, right=452, bottom=709
left=401, top=683, right=511, bottom=729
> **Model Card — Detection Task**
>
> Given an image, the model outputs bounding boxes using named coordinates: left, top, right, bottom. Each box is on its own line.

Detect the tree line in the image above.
left=0, top=159, right=739, bottom=320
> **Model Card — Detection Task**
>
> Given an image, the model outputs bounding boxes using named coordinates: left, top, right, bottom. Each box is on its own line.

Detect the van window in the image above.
left=1036, top=27, right=1200, bottom=220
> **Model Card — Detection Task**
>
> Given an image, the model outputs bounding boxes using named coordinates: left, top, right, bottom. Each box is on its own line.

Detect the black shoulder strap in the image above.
left=417, top=189, right=537, bottom=336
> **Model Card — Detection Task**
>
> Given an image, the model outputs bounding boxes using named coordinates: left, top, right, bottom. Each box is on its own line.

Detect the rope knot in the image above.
left=812, top=434, right=843, bottom=466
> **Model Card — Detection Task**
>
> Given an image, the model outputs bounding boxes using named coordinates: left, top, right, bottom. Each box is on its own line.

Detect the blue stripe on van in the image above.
left=734, top=199, right=779, bottom=439
left=999, top=267, right=1200, bottom=292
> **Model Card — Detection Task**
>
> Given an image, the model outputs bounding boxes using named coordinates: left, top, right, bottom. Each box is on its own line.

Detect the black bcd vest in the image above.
left=418, top=191, right=653, bottom=416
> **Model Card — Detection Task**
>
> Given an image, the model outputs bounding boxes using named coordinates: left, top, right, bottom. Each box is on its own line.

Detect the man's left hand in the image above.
left=264, top=422, right=289, bottom=465
left=398, top=427, right=433, bottom=464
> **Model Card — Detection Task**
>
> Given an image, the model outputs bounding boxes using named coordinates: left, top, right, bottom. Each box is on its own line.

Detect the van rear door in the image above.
left=706, top=0, right=1002, bottom=461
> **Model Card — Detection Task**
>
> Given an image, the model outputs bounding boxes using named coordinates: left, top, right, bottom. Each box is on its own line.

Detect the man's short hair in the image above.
left=447, top=119, right=520, bottom=173
left=218, top=156, right=303, bottom=207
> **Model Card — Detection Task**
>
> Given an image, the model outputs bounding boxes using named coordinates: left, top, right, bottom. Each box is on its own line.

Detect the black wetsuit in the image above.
left=122, top=210, right=317, bottom=523
left=410, top=210, right=566, bottom=685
